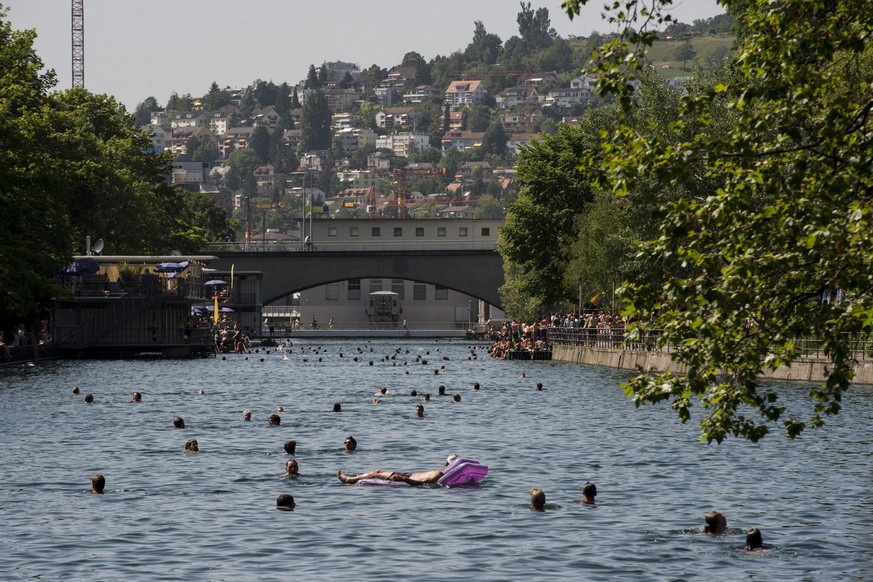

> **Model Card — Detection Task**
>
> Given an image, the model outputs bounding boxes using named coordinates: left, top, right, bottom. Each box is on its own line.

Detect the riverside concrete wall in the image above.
left=551, top=345, right=873, bottom=386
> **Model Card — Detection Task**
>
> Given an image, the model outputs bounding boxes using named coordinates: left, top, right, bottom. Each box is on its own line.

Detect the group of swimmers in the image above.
left=76, top=340, right=766, bottom=551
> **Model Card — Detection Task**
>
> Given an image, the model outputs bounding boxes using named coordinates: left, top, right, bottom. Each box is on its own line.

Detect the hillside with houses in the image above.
left=135, top=5, right=733, bottom=242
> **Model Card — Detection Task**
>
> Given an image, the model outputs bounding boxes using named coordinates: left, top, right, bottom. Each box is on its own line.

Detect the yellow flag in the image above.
left=231, top=264, right=235, bottom=289
left=213, top=294, right=219, bottom=324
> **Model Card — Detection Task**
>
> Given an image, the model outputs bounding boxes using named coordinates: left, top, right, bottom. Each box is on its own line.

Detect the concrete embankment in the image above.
left=551, top=345, right=873, bottom=386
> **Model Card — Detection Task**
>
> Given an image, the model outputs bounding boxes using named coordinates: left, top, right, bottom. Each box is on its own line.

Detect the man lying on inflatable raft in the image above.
left=337, top=454, right=488, bottom=487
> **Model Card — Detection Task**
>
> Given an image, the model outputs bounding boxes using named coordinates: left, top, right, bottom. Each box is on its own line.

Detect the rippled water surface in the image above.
left=1, top=339, right=870, bottom=581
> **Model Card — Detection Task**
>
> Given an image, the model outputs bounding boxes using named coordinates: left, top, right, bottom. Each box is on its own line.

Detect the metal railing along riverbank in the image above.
left=547, top=327, right=873, bottom=362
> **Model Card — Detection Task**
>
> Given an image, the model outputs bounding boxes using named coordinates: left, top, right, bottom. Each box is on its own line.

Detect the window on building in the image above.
left=481, top=227, right=490, bottom=236
left=459, top=227, right=468, bottom=237
left=350, top=227, right=359, bottom=237
left=369, top=280, right=383, bottom=294
left=415, top=227, right=424, bottom=237
left=325, top=283, right=339, bottom=300
left=437, top=227, right=446, bottom=237
left=328, top=227, right=337, bottom=237
left=413, top=282, right=427, bottom=301
left=394, top=227, right=403, bottom=237
left=348, top=279, right=361, bottom=300
left=435, top=285, right=449, bottom=300
left=392, top=279, right=405, bottom=299
left=372, top=227, right=381, bottom=237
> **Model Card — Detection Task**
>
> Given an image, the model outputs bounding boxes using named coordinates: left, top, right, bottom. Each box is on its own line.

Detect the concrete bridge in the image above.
left=209, top=249, right=505, bottom=308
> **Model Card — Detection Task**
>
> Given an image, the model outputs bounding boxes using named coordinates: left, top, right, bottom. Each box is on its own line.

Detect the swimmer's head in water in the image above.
left=185, top=439, right=199, bottom=452
left=704, top=510, right=726, bottom=534
left=344, top=435, right=357, bottom=451
left=133, top=392, right=142, bottom=402
left=415, top=404, right=424, bottom=418
left=242, top=409, right=252, bottom=421
left=531, top=488, right=546, bottom=511
left=745, top=528, right=763, bottom=550
left=268, top=414, right=281, bottom=426
left=91, top=473, right=105, bottom=494
left=84, top=394, right=94, bottom=404
left=276, top=493, right=295, bottom=511
left=446, top=454, right=458, bottom=466
left=333, top=402, right=342, bottom=412
left=284, top=440, right=297, bottom=454
left=285, top=460, right=299, bottom=475
left=453, top=393, right=461, bottom=402
left=173, top=416, right=185, bottom=429
left=582, top=481, right=597, bottom=504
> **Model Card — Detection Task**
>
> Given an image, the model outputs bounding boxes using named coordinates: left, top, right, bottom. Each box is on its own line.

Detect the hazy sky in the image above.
left=7, top=0, right=724, bottom=111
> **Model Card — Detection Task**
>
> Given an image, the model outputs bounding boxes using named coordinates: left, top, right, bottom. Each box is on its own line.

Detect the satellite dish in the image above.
left=92, top=238, right=105, bottom=254
left=170, top=249, right=182, bottom=257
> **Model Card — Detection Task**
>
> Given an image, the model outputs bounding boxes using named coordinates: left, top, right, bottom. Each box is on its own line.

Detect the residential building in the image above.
left=167, top=126, right=216, bottom=158
left=402, top=85, right=440, bottom=103
left=141, top=124, right=167, bottom=154
left=222, top=127, right=254, bottom=155
left=336, top=128, right=376, bottom=155
left=254, top=165, right=276, bottom=193
left=171, top=161, right=211, bottom=185
left=209, top=105, right=238, bottom=136
left=375, top=132, right=429, bottom=158
left=250, top=106, right=280, bottom=128
left=323, top=60, right=361, bottom=81
left=444, top=80, right=487, bottom=108
left=170, top=111, right=210, bottom=130
left=335, top=169, right=380, bottom=190
left=376, top=107, right=417, bottom=129
left=324, top=89, right=359, bottom=111
left=441, top=130, right=486, bottom=152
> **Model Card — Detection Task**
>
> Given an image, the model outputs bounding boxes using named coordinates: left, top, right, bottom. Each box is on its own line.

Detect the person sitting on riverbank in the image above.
left=91, top=473, right=105, bottom=494
left=704, top=511, right=727, bottom=534
left=531, top=488, right=546, bottom=511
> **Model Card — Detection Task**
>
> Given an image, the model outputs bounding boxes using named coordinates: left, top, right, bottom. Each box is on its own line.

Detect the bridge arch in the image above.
left=210, top=250, right=505, bottom=310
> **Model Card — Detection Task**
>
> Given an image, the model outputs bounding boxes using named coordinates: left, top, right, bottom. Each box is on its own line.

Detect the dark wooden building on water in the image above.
left=52, top=255, right=223, bottom=359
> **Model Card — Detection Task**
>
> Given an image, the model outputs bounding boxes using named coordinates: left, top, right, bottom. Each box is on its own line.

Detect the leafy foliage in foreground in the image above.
left=557, top=0, right=873, bottom=442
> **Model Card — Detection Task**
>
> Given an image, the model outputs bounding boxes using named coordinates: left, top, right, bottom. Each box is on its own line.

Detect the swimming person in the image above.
left=242, top=409, right=252, bottom=421
left=185, top=439, right=199, bottom=452
left=284, top=440, right=297, bottom=455
left=704, top=511, right=726, bottom=534
left=268, top=414, right=281, bottom=426
left=173, top=416, right=185, bottom=429
left=531, top=488, right=546, bottom=511
left=276, top=494, right=296, bottom=511
left=284, top=459, right=299, bottom=476
left=91, top=474, right=105, bottom=494
left=415, top=404, right=424, bottom=418
left=337, top=455, right=455, bottom=486
left=745, top=528, right=764, bottom=550
left=132, top=392, right=142, bottom=402
left=582, top=481, right=597, bottom=505
left=344, top=435, right=357, bottom=452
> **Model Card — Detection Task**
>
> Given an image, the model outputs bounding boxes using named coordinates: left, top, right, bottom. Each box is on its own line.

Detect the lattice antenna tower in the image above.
left=71, top=0, right=84, bottom=87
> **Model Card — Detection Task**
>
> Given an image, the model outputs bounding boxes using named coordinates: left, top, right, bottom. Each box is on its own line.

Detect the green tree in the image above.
left=499, top=123, right=596, bottom=310
left=166, top=91, right=193, bottom=112
left=250, top=125, right=270, bottom=163
left=305, top=65, right=320, bottom=89
left=561, top=0, right=873, bottom=442
left=674, top=40, right=696, bottom=69
left=134, top=96, right=159, bottom=125
left=482, top=121, right=508, bottom=156
left=473, top=195, right=505, bottom=219
left=299, top=90, right=333, bottom=152
left=202, top=81, right=231, bottom=111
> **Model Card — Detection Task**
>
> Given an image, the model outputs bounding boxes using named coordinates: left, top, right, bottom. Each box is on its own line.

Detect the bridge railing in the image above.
left=205, top=240, right=499, bottom=253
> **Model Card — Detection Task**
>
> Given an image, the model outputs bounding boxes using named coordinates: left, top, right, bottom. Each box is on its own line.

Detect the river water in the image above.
left=1, top=339, right=869, bottom=581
